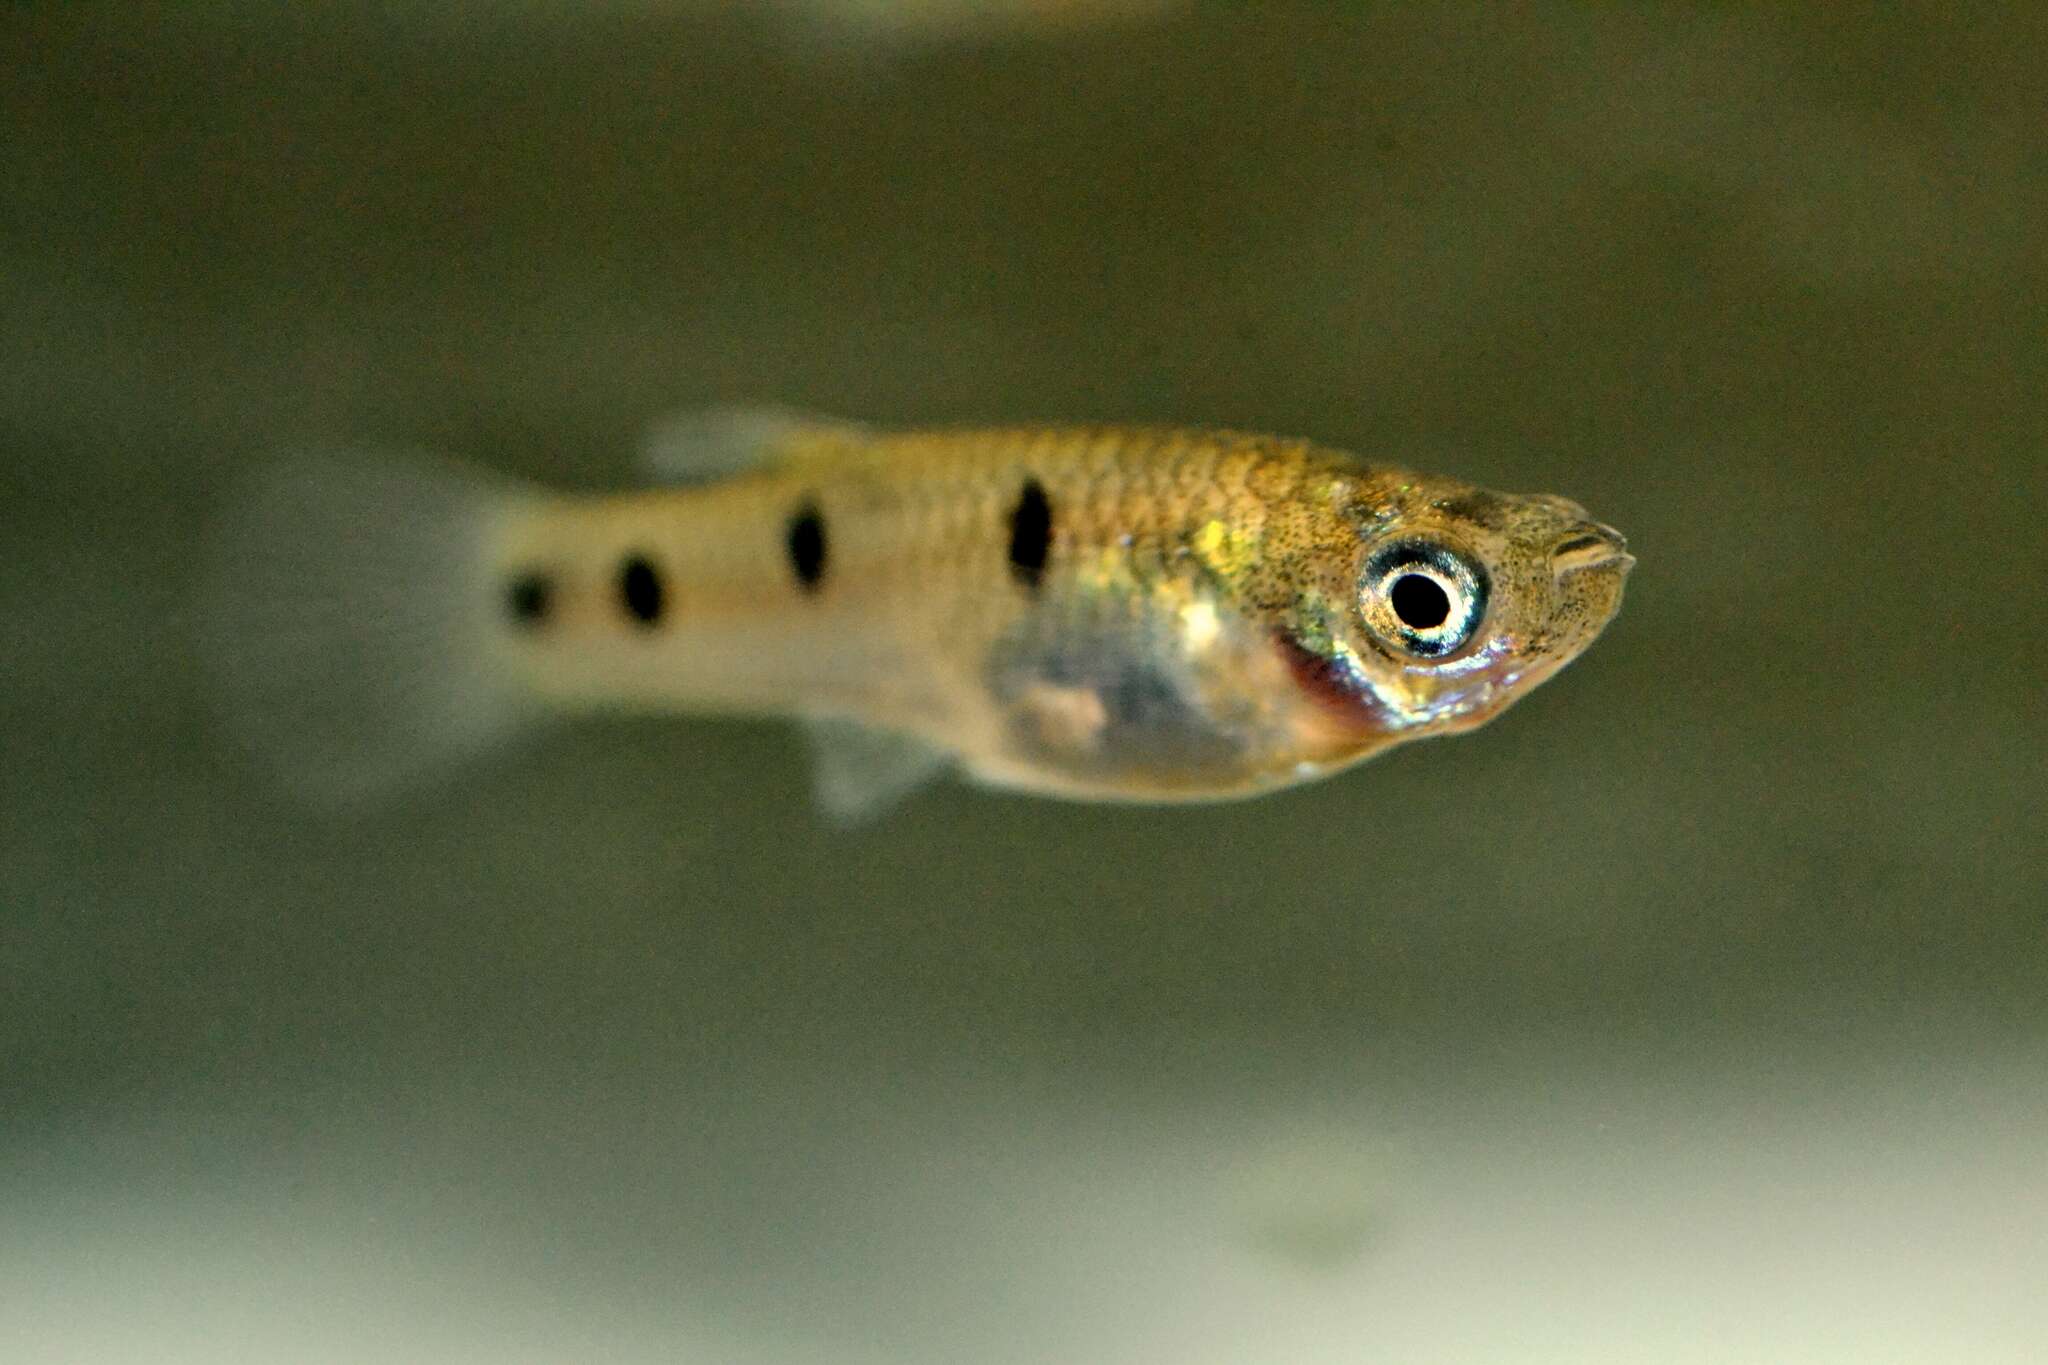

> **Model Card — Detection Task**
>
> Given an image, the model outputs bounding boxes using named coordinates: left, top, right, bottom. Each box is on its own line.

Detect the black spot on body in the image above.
left=786, top=500, right=827, bottom=591
left=1008, top=478, right=1052, bottom=590
left=506, top=572, right=552, bottom=627
left=619, top=554, right=663, bottom=625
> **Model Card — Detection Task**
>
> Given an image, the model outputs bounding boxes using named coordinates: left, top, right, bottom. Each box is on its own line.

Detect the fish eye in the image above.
left=1361, top=540, right=1488, bottom=659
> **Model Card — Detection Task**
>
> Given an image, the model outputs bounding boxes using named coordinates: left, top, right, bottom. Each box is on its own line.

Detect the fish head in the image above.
left=1289, top=477, right=1633, bottom=742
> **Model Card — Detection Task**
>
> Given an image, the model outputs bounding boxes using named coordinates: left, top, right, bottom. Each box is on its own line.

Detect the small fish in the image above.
left=199, top=410, right=1632, bottom=820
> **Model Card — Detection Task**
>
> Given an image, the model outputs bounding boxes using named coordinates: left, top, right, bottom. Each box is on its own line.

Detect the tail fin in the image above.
left=196, top=448, right=543, bottom=807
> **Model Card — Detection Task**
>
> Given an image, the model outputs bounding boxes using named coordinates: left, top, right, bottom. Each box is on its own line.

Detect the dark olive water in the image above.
left=4, top=4, right=2044, bottom=1360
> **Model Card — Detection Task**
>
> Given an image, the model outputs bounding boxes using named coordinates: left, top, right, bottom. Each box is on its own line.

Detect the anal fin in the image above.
left=804, top=715, right=949, bottom=825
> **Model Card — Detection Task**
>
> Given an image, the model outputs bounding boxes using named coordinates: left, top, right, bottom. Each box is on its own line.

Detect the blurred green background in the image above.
left=4, top=3, right=2044, bottom=1360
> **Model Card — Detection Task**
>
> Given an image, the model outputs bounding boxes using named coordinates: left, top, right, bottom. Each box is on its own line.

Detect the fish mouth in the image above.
left=1551, top=523, right=1633, bottom=578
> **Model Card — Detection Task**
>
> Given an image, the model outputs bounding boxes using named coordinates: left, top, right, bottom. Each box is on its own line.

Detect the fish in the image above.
left=197, top=409, right=1633, bottom=820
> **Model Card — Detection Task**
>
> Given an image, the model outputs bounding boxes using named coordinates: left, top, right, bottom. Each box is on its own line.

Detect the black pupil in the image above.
left=1390, top=572, right=1451, bottom=630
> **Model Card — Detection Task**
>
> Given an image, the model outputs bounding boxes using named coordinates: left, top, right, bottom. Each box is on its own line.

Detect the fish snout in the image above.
left=1527, top=493, right=1593, bottom=521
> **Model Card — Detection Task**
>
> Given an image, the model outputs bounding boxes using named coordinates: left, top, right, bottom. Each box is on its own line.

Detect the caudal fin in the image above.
left=196, top=449, right=543, bottom=806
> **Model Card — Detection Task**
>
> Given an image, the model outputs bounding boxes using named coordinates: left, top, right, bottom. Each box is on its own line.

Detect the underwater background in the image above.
left=4, top=3, right=2045, bottom=1360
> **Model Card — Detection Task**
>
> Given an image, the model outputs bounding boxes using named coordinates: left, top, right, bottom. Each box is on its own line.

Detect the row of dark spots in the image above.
left=506, top=556, right=663, bottom=628
left=506, top=478, right=1053, bottom=629
left=502, top=498, right=831, bottom=630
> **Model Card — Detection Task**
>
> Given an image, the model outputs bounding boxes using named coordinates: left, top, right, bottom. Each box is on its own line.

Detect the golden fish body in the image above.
left=203, top=413, right=1633, bottom=816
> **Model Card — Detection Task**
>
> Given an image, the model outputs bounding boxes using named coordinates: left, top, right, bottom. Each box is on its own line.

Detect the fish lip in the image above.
left=1552, top=524, right=1633, bottom=578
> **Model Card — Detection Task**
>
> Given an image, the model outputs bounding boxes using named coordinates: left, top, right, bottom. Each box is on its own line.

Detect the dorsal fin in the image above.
left=804, top=715, right=950, bottom=825
left=638, top=405, right=869, bottom=485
